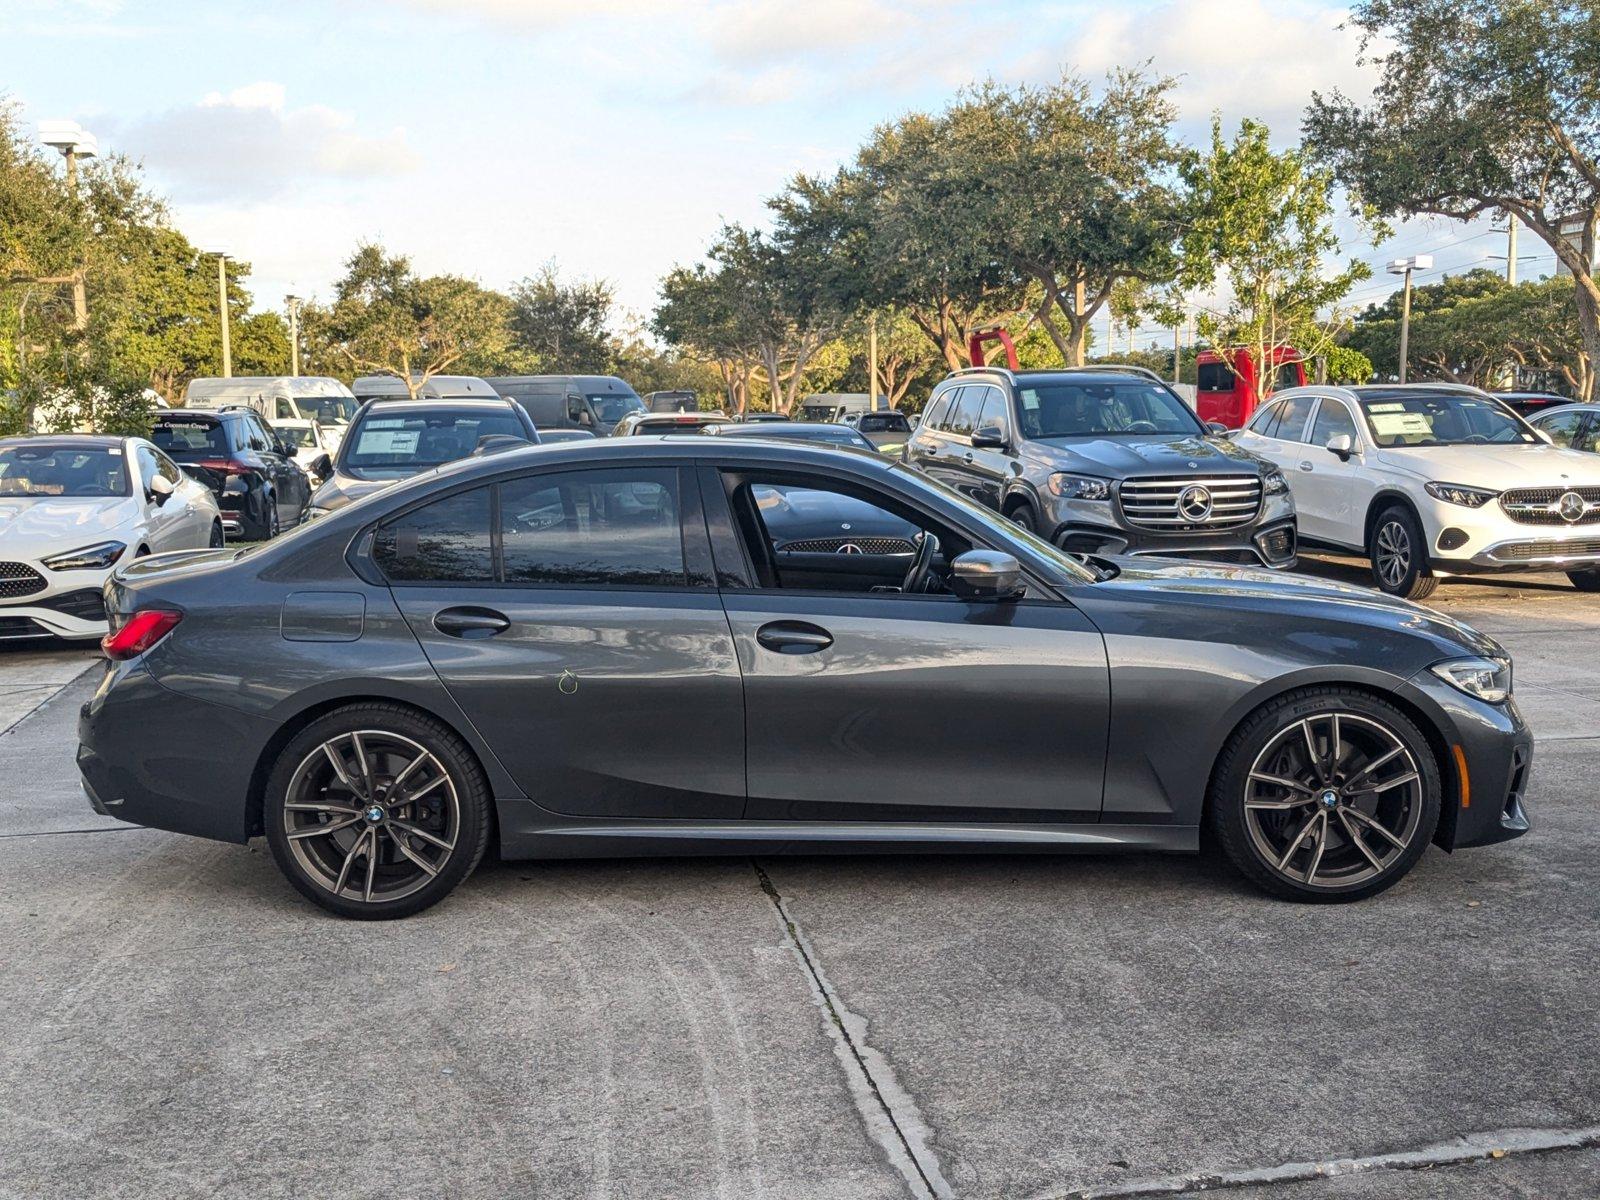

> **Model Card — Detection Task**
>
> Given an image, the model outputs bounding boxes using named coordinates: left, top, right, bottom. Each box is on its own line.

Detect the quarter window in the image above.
left=374, top=487, right=495, bottom=582
left=1248, top=399, right=1285, bottom=436
left=500, top=468, right=685, bottom=587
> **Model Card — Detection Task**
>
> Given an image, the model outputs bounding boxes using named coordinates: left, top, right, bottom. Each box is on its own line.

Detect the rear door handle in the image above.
left=756, top=620, right=833, bottom=654
left=1299, top=460, right=1314, bottom=471
left=434, top=606, right=510, bottom=638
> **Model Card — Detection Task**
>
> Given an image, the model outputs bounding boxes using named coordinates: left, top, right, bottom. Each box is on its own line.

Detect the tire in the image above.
left=263, top=704, right=492, bottom=919
left=246, top=490, right=279, bottom=541
left=1367, top=505, right=1437, bottom=599
left=1006, top=502, right=1038, bottom=534
left=209, top=521, right=225, bottom=548
left=1208, top=687, right=1441, bottom=902
left=1567, top=568, right=1600, bottom=592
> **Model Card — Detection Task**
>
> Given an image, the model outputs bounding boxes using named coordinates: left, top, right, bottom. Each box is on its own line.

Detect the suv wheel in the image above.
left=1567, top=568, right=1600, bottom=592
left=263, top=704, right=492, bottom=919
left=1007, top=502, right=1038, bottom=534
left=1209, top=687, right=1441, bottom=902
left=1368, top=506, right=1437, bottom=599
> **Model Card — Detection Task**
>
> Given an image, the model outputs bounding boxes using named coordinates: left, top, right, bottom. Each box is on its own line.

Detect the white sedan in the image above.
left=0, top=435, right=223, bottom=643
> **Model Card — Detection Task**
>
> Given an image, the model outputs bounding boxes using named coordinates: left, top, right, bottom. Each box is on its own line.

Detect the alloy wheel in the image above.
left=1373, top=520, right=1411, bottom=588
left=282, top=730, right=460, bottom=904
left=1243, top=711, right=1423, bottom=889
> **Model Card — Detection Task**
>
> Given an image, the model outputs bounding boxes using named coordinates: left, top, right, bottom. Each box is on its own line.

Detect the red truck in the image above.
left=1195, top=347, right=1306, bottom=428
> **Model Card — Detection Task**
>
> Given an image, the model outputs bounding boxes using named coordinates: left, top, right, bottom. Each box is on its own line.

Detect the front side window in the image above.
left=1309, top=400, right=1358, bottom=447
left=373, top=487, right=494, bottom=582
left=0, top=443, right=130, bottom=497
left=275, top=398, right=296, bottom=420
left=1356, top=391, right=1538, bottom=448
left=975, top=387, right=1009, bottom=434
left=500, top=468, right=685, bottom=587
left=1014, top=381, right=1203, bottom=438
left=946, top=388, right=984, bottom=437
left=1273, top=395, right=1317, bottom=443
left=921, top=390, right=955, bottom=431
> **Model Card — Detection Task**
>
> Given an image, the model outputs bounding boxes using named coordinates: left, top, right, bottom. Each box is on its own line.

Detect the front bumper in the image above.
left=77, top=659, right=276, bottom=843
left=1417, top=494, right=1600, bottom=575
left=1042, top=486, right=1298, bottom=568
left=0, top=562, right=113, bottom=640
left=1406, top=669, right=1533, bottom=850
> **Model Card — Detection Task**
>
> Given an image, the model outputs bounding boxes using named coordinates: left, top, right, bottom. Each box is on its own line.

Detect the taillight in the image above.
left=102, top=609, right=183, bottom=660
left=196, top=458, right=251, bottom=475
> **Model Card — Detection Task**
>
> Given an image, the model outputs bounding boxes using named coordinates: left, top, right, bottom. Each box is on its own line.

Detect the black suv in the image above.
left=904, top=365, right=1297, bottom=567
left=150, top=408, right=311, bottom=540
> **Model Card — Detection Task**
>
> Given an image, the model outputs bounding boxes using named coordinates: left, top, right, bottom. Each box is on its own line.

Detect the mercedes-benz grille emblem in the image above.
left=1558, top=491, right=1587, bottom=523
left=1177, top=485, right=1214, bottom=521
left=836, top=543, right=864, bottom=554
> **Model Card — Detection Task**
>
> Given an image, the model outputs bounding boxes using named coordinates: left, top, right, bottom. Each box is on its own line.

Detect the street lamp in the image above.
left=206, top=251, right=232, bottom=378
left=285, top=295, right=302, bottom=377
left=1386, top=254, right=1433, bottom=384
left=37, top=121, right=97, bottom=330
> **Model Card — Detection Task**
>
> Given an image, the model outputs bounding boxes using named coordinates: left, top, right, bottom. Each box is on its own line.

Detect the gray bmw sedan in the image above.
left=77, top=439, right=1531, bottom=918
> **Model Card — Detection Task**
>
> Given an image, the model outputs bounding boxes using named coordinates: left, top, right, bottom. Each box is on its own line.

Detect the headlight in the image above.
left=306, top=506, right=332, bottom=521
left=1263, top=470, right=1288, bottom=495
left=42, top=541, right=126, bottom=571
left=1047, top=473, right=1112, bottom=500
left=1425, top=482, right=1497, bottom=508
left=1430, top=656, right=1512, bottom=704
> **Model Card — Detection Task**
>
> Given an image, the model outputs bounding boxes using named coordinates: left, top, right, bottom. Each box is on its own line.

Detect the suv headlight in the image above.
left=42, top=541, right=126, bottom=571
left=1047, top=473, right=1112, bottom=501
left=1425, top=482, right=1498, bottom=508
left=1430, top=656, right=1512, bottom=704
left=1263, top=470, right=1288, bottom=495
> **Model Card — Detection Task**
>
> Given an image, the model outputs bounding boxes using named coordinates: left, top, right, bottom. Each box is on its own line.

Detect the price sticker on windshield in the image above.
left=1369, top=412, right=1433, bottom=437
left=357, top=430, right=420, bottom=455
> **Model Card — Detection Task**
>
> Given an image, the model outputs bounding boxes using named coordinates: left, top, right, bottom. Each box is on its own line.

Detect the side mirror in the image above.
left=1207, top=421, right=1229, bottom=435
left=1325, top=433, right=1355, bottom=461
left=949, top=550, right=1022, bottom=601
left=970, top=422, right=1007, bottom=449
left=310, top=453, right=332, bottom=478
left=148, top=474, right=175, bottom=504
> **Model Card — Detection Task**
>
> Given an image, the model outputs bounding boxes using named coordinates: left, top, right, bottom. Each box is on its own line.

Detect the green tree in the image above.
left=1305, top=0, right=1600, bottom=398
left=1175, top=118, right=1380, bottom=404
left=509, top=263, right=614, bottom=373
left=653, top=262, right=760, bottom=412
left=1348, top=269, right=1510, bottom=383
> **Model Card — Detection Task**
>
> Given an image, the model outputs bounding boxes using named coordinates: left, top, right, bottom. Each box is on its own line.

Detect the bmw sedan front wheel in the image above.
left=263, top=704, right=491, bottom=918
left=1209, top=687, right=1441, bottom=902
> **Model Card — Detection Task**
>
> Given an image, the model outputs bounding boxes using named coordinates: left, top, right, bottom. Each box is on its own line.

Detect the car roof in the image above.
left=0, top=433, right=127, bottom=447
left=361, top=398, right=514, bottom=415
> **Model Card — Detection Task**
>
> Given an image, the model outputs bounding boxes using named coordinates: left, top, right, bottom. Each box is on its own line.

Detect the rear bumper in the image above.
left=77, top=660, right=276, bottom=843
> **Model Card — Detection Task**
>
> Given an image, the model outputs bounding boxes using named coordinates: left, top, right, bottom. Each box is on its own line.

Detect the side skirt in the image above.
left=498, top=818, right=1198, bottom=861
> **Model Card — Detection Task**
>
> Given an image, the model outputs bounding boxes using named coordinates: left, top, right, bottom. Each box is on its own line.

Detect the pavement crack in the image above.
left=752, top=859, right=954, bottom=1200
left=1043, top=1123, right=1600, bottom=1199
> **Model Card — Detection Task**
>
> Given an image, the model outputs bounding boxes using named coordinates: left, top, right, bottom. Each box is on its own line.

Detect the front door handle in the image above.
left=1299, top=460, right=1314, bottom=471
left=434, top=606, right=510, bottom=639
left=756, top=621, right=833, bottom=654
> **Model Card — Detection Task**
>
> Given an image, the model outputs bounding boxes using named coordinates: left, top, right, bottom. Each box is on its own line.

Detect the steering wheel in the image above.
left=1126, top=420, right=1159, bottom=433
left=78, top=485, right=113, bottom=496
left=1463, top=433, right=1489, bottom=444
left=901, top=531, right=940, bottom=594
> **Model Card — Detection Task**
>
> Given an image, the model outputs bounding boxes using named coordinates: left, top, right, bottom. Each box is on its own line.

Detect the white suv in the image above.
left=1234, top=384, right=1600, bottom=598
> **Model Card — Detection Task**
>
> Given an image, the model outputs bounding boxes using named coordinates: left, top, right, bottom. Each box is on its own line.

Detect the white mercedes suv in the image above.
left=1235, top=383, right=1600, bottom=598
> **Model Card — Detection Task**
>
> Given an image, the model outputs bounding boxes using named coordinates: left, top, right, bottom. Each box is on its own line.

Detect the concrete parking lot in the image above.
left=2, top=560, right=1597, bottom=1199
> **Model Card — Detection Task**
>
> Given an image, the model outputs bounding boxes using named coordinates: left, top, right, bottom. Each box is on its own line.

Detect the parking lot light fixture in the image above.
left=207, top=251, right=232, bottom=378
left=1387, top=255, right=1433, bottom=384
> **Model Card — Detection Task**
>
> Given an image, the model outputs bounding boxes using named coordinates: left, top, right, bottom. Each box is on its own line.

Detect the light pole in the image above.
left=207, top=251, right=232, bottom=378
left=286, top=295, right=302, bottom=376
left=37, top=121, right=97, bottom=331
left=1387, top=254, right=1433, bottom=384
left=867, top=314, right=879, bottom=411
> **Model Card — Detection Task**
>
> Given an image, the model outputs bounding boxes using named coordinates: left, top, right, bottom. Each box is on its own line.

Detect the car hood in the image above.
left=1022, top=434, right=1270, bottom=477
left=1083, top=557, right=1502, bottom=660
left=1374, top=442, right=1600, bottom=487
left=0, top=497, right=140, bottom=559
left=312, top=472, right=396, bottom=512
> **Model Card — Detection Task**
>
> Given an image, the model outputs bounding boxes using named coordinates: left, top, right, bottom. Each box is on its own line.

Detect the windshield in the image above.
left=0, top=444, right=130, bottom=498
left=277, top=426, right=319, bottom=449
left=1016, top=381, right=1204, bottom=438
left=729, top=425, right=872, bottom=449
left=299, top=395, right=357, bottom=425
left=589, top=393, right=646, bottom=424
left=150, top=418, right=229, bottom=459
left=858, top=413, right=911, bottom=433
left=888, top=461, right=1098, bottom=585
left=341, top=408, right=527, bottom=478
left=1357, top=391, right=1538, bottom=447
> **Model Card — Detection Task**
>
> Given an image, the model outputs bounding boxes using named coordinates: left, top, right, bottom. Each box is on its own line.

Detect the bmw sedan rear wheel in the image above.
left=264, top=704, right=491, bottom=919
left=1209, top=687, right=1441, bottom=902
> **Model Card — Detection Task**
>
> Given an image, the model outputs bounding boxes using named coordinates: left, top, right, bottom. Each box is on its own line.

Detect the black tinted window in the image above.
left=374, top=487, right=494, bottom=582
left=151, top=418, right=228, bottom=458
left=947, top=388, right=984, bottom=437
left=922, top=390, right=955, bottom=430
left=1197, top=362, right=1236, bottom=392
left=500, top=468, right=685, bottom=587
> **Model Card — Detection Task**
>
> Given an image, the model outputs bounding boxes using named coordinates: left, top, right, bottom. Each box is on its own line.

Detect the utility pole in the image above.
left=286, top=295, right=302, bottom=376
left=1505, top=214, right=1518, bottom=285
left=211, top=252, right=233, bottom=378
left=38, top=121, right=96, bottom=331
left=1387, top=255, right=1432, bottom=384
left=1172, top=322, right=1181, bottom=384
left=867, top=313, right=879, bottom=411
left=1073, top=279, right=1086, bottom=365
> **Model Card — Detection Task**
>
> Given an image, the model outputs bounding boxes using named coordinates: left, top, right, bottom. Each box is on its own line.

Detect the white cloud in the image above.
left=107, top=82, right=419, bottom=202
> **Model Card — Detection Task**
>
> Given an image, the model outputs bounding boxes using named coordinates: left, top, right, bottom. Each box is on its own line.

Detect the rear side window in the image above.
left=500, top=468, right=685, bottom=587
left=374, top=487, right=495, bottom=582
left=1247, top=399, right=1284, bottom=437
left=947, top=388, right=984, bottom=437
left=921, top=390, right=955, bottom=431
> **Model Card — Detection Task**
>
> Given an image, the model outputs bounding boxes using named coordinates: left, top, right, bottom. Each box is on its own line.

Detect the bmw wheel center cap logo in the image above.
left=1178, top=485, right=1214, bottom=521
left=1558, top=491, right=1586, bottom=523
left=364, top=805, right=385, bottom=823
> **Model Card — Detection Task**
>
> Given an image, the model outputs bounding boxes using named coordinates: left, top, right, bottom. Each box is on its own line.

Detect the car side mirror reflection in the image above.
left=950, top=550, right=1023, bottom=601
left=970, top=423, right=1007, bottom=449
left=1207, top=421, right=1229, bottom=435
left=310, top=453, right=332, bottom=478
left=1325, top=433, right=1355, bottom=461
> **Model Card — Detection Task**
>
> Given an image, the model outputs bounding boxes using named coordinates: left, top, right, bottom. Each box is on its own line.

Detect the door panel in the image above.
left=724, top=591, right=1110, bottom=822
left=395, top=588, right=746, bottom=819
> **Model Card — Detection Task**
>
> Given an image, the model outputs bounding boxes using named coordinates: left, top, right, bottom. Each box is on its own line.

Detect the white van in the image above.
left=181, top=377, right=357, bottom=454
left=351, top=375, right=501, bottom=402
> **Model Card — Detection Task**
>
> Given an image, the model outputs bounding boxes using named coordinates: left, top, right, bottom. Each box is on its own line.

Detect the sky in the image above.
left=1, top=0, right=1539, bottom=342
